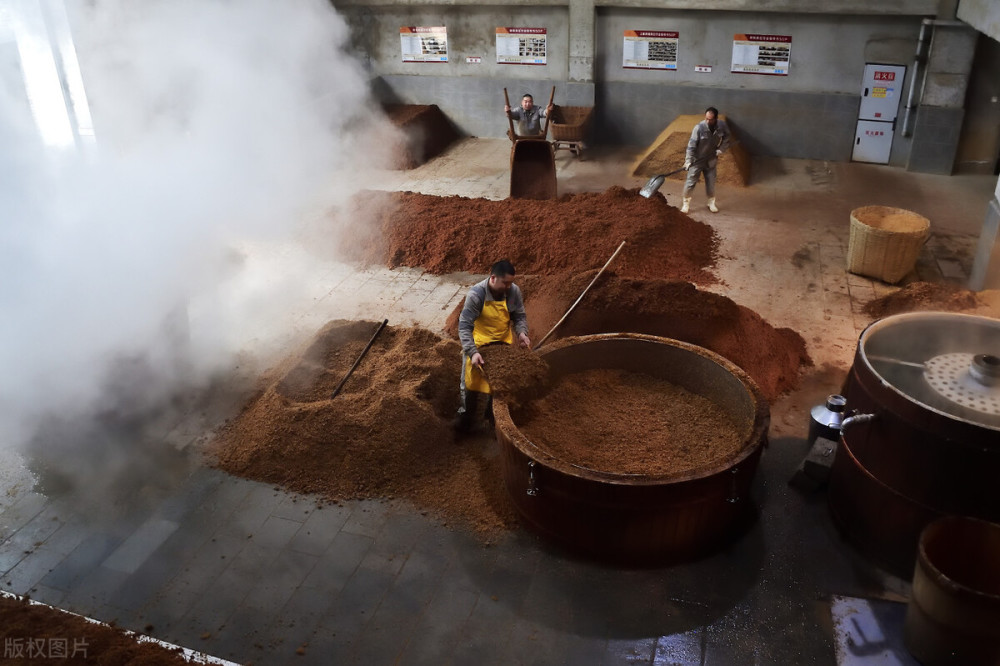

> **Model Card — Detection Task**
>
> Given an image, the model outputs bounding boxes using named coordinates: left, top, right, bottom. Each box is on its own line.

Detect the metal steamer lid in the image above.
left=923, top=353, right=1000, bottom=415
left=859, top=312, right=1000, bottom=430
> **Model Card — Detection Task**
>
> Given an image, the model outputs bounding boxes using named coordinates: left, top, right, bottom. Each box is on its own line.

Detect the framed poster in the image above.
left=623, top=30, right=678, bottom=70
left=400, top=26, right=448, bottom=63
left=731, top=33, right=791, bottom=75
left=496, top=27, right=547, bottom=65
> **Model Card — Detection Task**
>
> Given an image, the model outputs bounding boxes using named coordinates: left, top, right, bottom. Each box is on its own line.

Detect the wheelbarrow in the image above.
left=510, top=139, right=557, bottom=200
left=505, top=87, right=557, bottom=200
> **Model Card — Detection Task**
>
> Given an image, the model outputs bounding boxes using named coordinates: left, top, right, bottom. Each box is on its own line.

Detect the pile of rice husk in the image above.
left=863, top=281, right=983, bottom=318
left=630, top=114, right=751, bottom=186
left=384, top=104, right=460, bottom=169
left=0, top=594, right=198, bottom=665
left=852, top=205, right=928, bottom=232
left=212, top=320, right=519, bottom=535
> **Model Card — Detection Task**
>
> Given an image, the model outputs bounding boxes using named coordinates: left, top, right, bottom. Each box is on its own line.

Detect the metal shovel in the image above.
left=639, top=166, right=688, bottom=198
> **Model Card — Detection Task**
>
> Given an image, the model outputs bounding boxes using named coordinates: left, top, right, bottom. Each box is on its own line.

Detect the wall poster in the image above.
left=622, top=30, right=678, bottom=70
left=731, top=33, right=791, bottom=75
left=496, top=27, right=547, bottom=65
left=400, top=26, right=448, bottom=63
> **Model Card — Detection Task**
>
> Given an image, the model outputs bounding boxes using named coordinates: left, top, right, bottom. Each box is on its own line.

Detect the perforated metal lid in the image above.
left=923, top=353, right=1000, bottom=417
left=859, top=312, right=1000, bottom=430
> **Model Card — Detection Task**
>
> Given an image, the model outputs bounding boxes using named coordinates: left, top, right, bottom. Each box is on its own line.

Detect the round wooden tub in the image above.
left=493, top=333, right=770, bottom=565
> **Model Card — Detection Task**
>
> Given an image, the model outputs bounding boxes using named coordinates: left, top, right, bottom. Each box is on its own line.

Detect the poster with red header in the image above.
left=496, top=27, right=546, bottom=65
left=400, top=26, right=448, bottom=63
left=623, top=30, right=678, bottom=70
left=731, top=33, right=791, bottom=75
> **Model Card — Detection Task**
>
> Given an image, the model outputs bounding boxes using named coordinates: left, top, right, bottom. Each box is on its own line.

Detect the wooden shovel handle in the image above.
left=541, top=86, right=555, bottom=138
left=330, top=318, right=388, bottom=399
left=503, top=88, right=516, bottom=142
left=534, top=240, right=625, bottom=350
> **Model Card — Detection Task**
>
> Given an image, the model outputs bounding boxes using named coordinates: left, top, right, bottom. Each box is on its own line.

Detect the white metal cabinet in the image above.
left=852, top=63, right=906, bottom=164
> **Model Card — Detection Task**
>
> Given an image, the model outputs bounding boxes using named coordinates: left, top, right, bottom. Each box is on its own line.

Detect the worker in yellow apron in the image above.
left=456, top=260, right=531, bottom=434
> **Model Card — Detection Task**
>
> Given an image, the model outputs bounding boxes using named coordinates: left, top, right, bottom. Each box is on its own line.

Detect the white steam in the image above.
left=0, top=0, right=398, bottom=463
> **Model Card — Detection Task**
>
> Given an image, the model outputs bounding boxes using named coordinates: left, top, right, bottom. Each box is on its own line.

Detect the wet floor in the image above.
left=1, top=139, right=994, bottom=664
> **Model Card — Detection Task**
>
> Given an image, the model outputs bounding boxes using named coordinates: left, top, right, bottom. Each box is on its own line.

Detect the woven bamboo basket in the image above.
left=549, top=106, right=593, bottom=142
left=846, top=206, right=930, bottom=284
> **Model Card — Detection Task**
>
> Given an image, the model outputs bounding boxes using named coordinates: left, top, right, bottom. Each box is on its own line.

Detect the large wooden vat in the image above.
left=829, top=312, right=1000, bottom=577
left=493, top=333, right=769, bottom=565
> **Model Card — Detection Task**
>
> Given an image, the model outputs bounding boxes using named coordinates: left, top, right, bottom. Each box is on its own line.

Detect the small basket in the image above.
left=846, top=206, right=930, bottom=284
left=549, top=106, right=592, bottom=142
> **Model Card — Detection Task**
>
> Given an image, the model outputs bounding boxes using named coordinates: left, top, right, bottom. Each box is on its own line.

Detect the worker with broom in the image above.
left=681, top=107, right=730, bottom=214
left=455, top=260, right=531, bottom=435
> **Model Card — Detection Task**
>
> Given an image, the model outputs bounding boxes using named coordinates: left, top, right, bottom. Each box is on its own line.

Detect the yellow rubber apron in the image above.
left=464, top=299, right=513, bottom=394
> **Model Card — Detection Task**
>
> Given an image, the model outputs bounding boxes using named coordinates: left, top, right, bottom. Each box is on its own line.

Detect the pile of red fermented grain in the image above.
left=0, top=595, right=196, bottom=665
left=384, top=104, right=459, bottom=169
left=863, top=281, right=982, bottom=317
left=212, top=186, right=812, bottom=535
left=516, top=367, right=745, bottom=476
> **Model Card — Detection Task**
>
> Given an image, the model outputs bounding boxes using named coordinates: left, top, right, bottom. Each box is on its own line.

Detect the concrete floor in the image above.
left=0, top=138, right=996, bottom=665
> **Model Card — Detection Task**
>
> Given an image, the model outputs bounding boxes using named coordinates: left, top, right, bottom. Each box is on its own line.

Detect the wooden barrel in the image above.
left=493, top=333, right=769, bottom=565
left=904, top=516, right=1000, bottom=665
left=829, top=312, right=1000, bottom=576
left=828, top=424, right=945, bottom=578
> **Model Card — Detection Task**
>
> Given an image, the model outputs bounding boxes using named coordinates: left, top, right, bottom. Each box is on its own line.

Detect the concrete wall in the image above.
left=907, top=22, right=980, bottom=174
left=955, top=35, right=1000, bottom=173
left=335, top=0, right=940, bottom=14
left=958, top=0, right=1000, bottom=42
left=602, top=0, right=938, bottom=11
left=959, top=1, right=1000, bottom=287
left=597, top=11, right=914, bottom=93
left=349, top=6, right=569, bottom=80
left=343, top=5, right=596, bottom=137
left=594, top=10, right=921, bottom=163
left=969, top=198, right=1000, bottom=289
left=334, top=0, right=982, bottom=171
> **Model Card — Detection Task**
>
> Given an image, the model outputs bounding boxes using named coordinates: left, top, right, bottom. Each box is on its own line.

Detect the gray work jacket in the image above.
left=686, top=119, right=731, bottom=168
left=507, top=106, right=548, bottom=136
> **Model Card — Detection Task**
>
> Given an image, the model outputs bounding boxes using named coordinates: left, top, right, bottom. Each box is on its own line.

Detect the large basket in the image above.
left=846, top=206, right=930, bottom=284
left=549, top=106, right=592, bottom=142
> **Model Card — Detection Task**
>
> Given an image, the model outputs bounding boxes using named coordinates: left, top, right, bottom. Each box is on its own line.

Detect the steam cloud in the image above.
left=0, top=0, right=398, bottom=503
